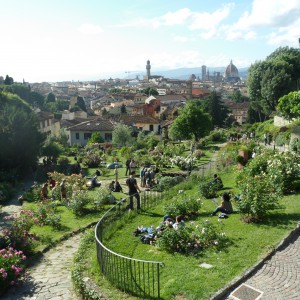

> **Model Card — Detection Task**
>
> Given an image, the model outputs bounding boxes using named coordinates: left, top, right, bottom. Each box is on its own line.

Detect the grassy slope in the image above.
left=85, top=168, right=300, bottom=299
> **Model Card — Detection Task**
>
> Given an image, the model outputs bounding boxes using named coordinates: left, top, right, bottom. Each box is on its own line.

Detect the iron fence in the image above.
left=95, top=191, right=164, bottom=299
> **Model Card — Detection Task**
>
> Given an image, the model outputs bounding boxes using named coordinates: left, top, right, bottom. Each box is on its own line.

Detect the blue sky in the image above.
left=0, top=0, right=299, bottom=82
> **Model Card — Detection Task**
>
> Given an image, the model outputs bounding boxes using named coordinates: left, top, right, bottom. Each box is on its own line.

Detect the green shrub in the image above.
left=156, top=220, right=228, bottom=254
left=57, top=156, right=70, bottom=168
left=237, top=174, right=282, bottom=222
left=199, top=178, right=218, bottom=199
left=156, top=176, right=182, bottom=191
left=0, top=182, right=14, bottom=204
left=82, top=153, right=101, bottom=168
left=163, top=197, right=201, bottom=218
left=237, top=150, right=300, bottom=194
left=70, top=190, right=92, bottom=216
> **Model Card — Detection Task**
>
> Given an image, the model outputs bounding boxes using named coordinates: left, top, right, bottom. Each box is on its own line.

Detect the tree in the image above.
left=41, top=140, right=64, bottom=159
left=120, top=104, right=127, bottom=114
left=4, top=75, right=13, bottom=85
left=112, top=122, right=134, bottom=147
left=77, top=96, right=87, bottom=112
left=277, top=91, right=300, bottom=120
left=141, top=87, right=158, bottom=96
left=88, top=132, right=104, bottom=144
left=203, top=91, right=228, bottom=127
left=168, top=101, right=212, bottom=141
left=45, top=92, right=56, bottom=103
left=231, top=90, right=248, bottom=103
left=0, top=92, right=43, bottom=175
left=247, top=46, right=300, bottom=118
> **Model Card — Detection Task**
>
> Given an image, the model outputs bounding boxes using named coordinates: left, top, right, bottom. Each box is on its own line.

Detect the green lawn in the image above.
left=80, top=168, right=300, bottom=300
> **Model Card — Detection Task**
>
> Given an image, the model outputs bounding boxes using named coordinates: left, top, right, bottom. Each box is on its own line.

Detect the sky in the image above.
left=0, top=0, right=299, bottom=83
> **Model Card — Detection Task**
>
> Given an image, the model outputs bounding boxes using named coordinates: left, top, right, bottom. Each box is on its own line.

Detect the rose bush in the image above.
left=0, top=247, right=26, bottom=294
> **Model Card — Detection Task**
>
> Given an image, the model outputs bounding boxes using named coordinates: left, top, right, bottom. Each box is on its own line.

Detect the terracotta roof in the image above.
left=67, top=118, right=115, bottom=131
left=36, top=111, right=54, bottom=121
left=108, top=115, right=159, bottom=125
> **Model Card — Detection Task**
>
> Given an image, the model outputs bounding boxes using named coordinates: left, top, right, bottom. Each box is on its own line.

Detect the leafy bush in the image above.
left=169, top=155, right=197, bottom=170
left=237, top=174, right=282, bottom=222
left=35, top=200, right=61, bottom=229
left=199, top=178, right=218, bottom=199
left=163, top=197, right=201, bottom=218
left=237, top=150, right=300, bottom=194
left=82, top=152, right=101, bottom=168
left=2, top=210, right=38, bottom=253
left=57, top=156, right=70, bottom=168
left=290, top=138, right=300, bottom=152
left=0, top=247, right=26, bottom=294
left=69, top=190, right=92, bottom=216
left=156, top=176, right=183, bottom=191
left=0, top=183, right=14, bottom=204
left=156, top=220, right=228, bottom=254
left=93, top=188, right=116, bottom=209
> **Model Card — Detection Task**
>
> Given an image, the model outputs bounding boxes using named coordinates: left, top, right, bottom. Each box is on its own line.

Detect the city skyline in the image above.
left=1, top=0, right=299, bottom=83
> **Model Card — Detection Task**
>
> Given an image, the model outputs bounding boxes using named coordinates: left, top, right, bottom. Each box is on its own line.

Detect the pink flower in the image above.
left=10, top=281, right=15, bottom=286
left=22, top=255, right=26, bottom=260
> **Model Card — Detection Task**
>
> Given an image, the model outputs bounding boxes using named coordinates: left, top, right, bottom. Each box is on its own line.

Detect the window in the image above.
left=149, top=124, right=154, bottom=131
left=105, top=133, right=112, bottom=141
left=84, top=133, right=92, bottom=140
left=75, top=133, right=79, bottom=140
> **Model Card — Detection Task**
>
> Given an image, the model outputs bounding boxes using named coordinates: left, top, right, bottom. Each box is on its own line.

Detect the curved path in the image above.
left=224, top=230, right=300, bottom=300
left=2, top=234, right=81, bottom=300
left=1, top=179, right=80, bottom=300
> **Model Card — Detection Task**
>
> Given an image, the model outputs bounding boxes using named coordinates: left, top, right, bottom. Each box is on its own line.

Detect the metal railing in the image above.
left=95, top=191, right=164, bottom=299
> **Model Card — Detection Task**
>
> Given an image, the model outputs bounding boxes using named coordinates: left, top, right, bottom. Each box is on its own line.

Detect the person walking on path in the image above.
left=126, top=171, right=142, bottom=210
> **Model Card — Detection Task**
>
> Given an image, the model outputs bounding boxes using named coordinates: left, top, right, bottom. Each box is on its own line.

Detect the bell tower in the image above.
left=146, top=60, right=151, bottom=78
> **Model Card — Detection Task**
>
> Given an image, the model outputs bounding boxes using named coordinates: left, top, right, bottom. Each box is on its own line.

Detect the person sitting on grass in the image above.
left=91, top=173, right=101, bottom=188
left=210, top=192, right=233, bottom=216
left=109, top=181, right=115, bottom=191
left=212, top=174, right=223, bottom=189
left=114, top=181, right=123, bottom=193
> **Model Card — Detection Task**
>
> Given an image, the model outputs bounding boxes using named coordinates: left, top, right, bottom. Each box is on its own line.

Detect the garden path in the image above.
left=2, top=234, right=81, bottom=300
left=1, top=179, right=81, bottom=300
left=224, top=229, right=300, bottom=300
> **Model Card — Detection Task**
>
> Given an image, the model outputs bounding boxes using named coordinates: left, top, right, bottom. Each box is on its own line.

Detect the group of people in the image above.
left=140, top=166, right=156, bottom=188
left=125, top=159, right=136, bottom=176
left=40, top=177, right=68, bottom=204
left=133, top=215, right=185, bottom=244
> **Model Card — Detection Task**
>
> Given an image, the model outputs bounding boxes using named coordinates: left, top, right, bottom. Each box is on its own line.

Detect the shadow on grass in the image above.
left=255, top=212, right=300, bottom=228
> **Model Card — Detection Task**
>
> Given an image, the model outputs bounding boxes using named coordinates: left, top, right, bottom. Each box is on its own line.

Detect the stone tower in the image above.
left=146, top=60, right=151, bottom=78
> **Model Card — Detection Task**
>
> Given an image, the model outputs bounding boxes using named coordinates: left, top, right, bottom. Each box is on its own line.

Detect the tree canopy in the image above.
left=203, top=91, right=229, bottom=127
left=0, top=91, right=43, bottom=175
left=112, top=122, right=134, bottom=147
left=169, top=101, right=212, bottom=141
left=277, top=91, right=300, bottom=121
left=141, top=87, right=158, bottom=96
left=247, top=46, right=300, bottom=119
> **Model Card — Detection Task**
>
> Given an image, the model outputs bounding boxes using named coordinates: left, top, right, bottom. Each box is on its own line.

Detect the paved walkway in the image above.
left=0, top=179, right=81, bottom=300
left=2, top=234, right=81, bottom=300
left=224, top=229, right=300, bottom=300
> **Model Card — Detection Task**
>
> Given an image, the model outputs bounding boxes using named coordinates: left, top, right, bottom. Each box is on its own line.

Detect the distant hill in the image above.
left=120, top=66, right=249, bottom=81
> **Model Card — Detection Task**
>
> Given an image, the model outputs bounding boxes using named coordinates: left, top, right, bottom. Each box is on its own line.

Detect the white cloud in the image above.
left=236, top=0, right=300, bottom=29
left=267, top=18, right=300, bottom=46
left=223, top=0, right=300, bottom=42
left=189, top=3, right=234, bottom=30
left=173, top=35, right=189, bottom=42
left=78, top=23, right=104, bottom=35
left=161, top=8, right=191, bottom=26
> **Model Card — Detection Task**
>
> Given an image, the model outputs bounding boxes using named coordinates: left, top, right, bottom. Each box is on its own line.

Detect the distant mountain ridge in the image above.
left=121, top=66, right=249, bottom=81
